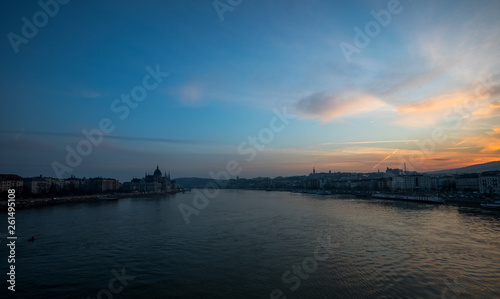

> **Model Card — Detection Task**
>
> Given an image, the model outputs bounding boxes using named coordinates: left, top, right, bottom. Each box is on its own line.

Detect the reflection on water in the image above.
left=2, top=190, right=500, bottom=298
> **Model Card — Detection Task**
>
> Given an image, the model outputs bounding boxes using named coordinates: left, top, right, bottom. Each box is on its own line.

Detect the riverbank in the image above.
left=235, top=188, right=499, bottom=206
left=0, top=191, right=184, bottom=211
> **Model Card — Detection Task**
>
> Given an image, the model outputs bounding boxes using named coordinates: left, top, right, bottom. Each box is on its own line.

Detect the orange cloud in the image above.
left=395, top=92, right=471, bottom=127
left=393, top=81, right=500, bottom=128
left=443, top=127, right=500, bottom=155
left=481, top=127, right=500, bottom=153
left=295, top=92, right=387, bottom=122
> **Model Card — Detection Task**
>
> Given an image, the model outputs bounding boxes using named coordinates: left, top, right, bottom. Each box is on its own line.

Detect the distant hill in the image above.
left=426, top=161, right=500, bottom=175
left=175, top=162, right=500, bottom=185
left=174, top=177, right=221, bottom=188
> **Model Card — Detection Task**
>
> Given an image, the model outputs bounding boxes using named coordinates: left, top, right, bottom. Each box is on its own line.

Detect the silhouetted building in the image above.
left=23, top=176, right=67, bottom=194
left=431, top=176, right=456, bottom=191
left=126, top=165, right=174, bottom=193
left=85, top=177, right=119, bottom=193
left=456, top=174, right=479, bottom=192
left=386, top=167, right=403, bottom=176
left=392, top=174, right=431, bottom=191
left=0, top=174, right=23, bottom=193
left=306, top=179, right=319, bottom=189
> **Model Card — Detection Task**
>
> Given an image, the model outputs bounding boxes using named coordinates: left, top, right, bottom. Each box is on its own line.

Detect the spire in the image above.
left=157, top=164, right=159, bottom=170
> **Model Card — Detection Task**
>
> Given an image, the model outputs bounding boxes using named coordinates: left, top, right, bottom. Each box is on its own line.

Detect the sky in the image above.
left=1, top=0, right=499, bottom=182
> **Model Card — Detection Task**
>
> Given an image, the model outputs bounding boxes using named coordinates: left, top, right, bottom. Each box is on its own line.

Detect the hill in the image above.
left=174, top=177, right=220, bottom=188
left=426, top=161, right=500, bottom=175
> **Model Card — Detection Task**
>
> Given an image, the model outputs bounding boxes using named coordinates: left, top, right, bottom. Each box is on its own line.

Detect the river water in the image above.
left=2, top=190, right=500, bottom=298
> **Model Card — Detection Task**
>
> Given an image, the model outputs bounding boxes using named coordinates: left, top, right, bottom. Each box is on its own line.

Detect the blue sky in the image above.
left=1, top=0, right=500, bottom=181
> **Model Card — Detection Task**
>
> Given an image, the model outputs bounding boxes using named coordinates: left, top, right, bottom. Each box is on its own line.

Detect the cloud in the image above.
left=444, top=127, right=500, bottom=155
left=175, top=79, right=210, bottom=107
left=294, top=91, right=387, bottom=122
left=394, top=92, right=467, bottom=127
left=321, top=140, right=418, bottom=145
left=180, top=83, right=202, bottom=103
left=0, top=130, right=207, bottom=145
left=394, top=80, right=500, bottom=128
left=409, top=3, right=500, bottom=85
left=290, top=60, right=453, bottom=125
left=0, top=138, right=55, bottom=152
left=379, top=66, right=447, bottom=98
left=481, top=127, right=500, bottom=153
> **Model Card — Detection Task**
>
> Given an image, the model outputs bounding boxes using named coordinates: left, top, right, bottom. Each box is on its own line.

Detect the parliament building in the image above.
left=124, top=165, right=177, bottom=193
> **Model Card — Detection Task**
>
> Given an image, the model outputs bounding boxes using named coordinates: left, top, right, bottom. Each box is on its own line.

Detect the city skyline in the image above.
left=2, top=159, right=500, bottom=184
left=1, top=0, right=500, bottom=181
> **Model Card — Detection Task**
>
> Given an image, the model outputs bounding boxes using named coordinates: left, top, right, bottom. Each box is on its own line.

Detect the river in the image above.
left=2, top=190, right=500, bottom=298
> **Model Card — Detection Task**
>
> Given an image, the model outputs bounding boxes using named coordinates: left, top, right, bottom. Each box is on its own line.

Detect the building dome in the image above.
left=154, top=165, right=162, bottom=177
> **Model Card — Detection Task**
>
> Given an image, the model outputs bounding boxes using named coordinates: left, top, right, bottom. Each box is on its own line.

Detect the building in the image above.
left=23, top=176, right=48, bottom=194
left=456, top=174, right=479, bottom=192
left=23, top=176, right=120, bottom=195
left=392, top=175, right=431, bottom=191
left=23, top=176, right=68, bottom=194
left=306, top=179, right=319, bottom=189
left=126, top=165, right=175, bottom=193
left=65, top=175, right=86, bottom=193
left=348, top=179, right=376, bottom=190
left=0, top=174, right=23, bottom=192
left=431, top=176, right=456, bottom=191
left=479, top=171, right=500, bottom=194
left=386, top=167, right=403, bottom=176
left=376, top=177, right=392, bottom=190
left=84, top=177, right=120, bottom=193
